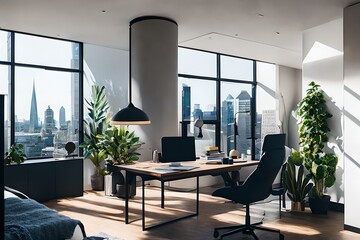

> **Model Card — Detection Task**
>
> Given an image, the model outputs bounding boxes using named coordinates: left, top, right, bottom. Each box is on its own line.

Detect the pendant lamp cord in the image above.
left=129, top=23, right=132, bottom=103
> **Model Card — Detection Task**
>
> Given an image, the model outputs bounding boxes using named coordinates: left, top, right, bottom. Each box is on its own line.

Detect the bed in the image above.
left=4, top=187, right=86, bottom=240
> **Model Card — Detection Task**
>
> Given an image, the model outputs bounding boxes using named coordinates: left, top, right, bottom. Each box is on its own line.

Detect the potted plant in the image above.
left=4, top=144, right=27, bottom=165
left=80, top=85, right=110, bottom=191
left=297, top=81, right=337, bottom=214
left=306, top=152, right=338, bottom=214
left=284, top=149, right=313, bottom=211
left=99, top=125, right=144, bottom=198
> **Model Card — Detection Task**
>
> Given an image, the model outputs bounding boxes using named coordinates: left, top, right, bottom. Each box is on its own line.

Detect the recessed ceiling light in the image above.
left=101, top=10, right=106, bottom=13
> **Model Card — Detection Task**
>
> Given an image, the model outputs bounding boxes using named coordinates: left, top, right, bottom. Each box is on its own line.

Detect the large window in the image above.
left=178, top=77, right=217, bottom=154
left=0, top=30, right=83, bottom=159
left=178, top=47, right=278, bottom=159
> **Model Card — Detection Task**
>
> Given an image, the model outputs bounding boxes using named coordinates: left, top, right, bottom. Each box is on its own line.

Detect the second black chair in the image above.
left=212, top=133, right=286, bottom=240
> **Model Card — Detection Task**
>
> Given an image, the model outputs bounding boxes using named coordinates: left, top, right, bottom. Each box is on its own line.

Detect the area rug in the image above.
left=84, top=232, right=124, bottom=240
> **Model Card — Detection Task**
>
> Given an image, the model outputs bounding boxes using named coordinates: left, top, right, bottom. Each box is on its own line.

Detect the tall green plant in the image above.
left=297, top=81, right=336, bottom=198
left=297, top=82, right=332, bottom=161
left=284, top=149, right=313, bottom=205
left=80, top=85, right=109, bottom=176
left=99, top=125, right=144, bottom=165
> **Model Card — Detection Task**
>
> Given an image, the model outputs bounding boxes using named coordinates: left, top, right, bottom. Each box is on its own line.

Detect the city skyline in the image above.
left=15, top=86, right=73, bottom=157
left=181, top=83, right=278, bottom=158
left=17, top=85, right=69, bottom=130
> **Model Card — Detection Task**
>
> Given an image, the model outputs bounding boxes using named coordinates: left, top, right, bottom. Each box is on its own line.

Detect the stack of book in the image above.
left=205, top=146, right=225, bottom=160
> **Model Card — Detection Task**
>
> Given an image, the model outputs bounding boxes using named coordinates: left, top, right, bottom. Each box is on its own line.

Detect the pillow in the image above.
left=4, top=190, right=18, bottom=199
left=4, top=186, right=29, bottom=199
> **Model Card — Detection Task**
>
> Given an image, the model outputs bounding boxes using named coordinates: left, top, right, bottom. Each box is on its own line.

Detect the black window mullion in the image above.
left=251, top=61, right=257, bottom=159
left=14, top=62, right=81, bottom=73
left=79, top=43, right=84, bottom=156
left=178, top=73, right=217, bottom=82
left=215, top=54, right=221, bottom=149
left=10, top=32, right=15, bottom=146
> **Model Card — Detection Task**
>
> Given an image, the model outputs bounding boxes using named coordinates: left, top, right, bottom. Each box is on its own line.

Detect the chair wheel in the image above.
left=213, top=230, right=219, bottom=238
left=280, top=233, right=284, bottom=240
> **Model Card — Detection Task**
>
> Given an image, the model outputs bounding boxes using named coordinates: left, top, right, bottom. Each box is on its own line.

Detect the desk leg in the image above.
left=141, top=176, right=199, bottom=230
left=161, top=181, right=165, bottom=209
left=196, top=176, right=199, bottom=215
left=142, top=179, right=145, bottom=231
left=125, top=171, right=129, bottom=224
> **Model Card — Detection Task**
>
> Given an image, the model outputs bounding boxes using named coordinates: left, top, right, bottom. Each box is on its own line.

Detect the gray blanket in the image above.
left=5, top=197, right=82, bottom=240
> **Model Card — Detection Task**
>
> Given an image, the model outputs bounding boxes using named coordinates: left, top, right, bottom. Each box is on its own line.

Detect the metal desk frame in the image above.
left=121, top=160, right=258, bottom=230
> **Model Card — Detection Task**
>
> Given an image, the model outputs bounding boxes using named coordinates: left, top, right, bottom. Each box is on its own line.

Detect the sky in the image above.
left=1, top=31, right=76, bottom=123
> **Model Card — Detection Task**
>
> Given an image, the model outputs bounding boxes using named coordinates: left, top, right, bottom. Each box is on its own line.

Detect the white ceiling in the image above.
left=0, top=0, right=357, bottom=69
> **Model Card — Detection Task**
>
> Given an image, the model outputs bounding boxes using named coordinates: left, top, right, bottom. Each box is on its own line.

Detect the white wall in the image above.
left=344, top=3, right=360, bottom=230
left=83, top=43, right=128, bottom=190
left=302, top=18, right=344, bottom=204
left=279, top=65, right=302, bottom=149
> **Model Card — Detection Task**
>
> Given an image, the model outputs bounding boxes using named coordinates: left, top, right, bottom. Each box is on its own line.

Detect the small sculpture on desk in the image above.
left=65, top=142, right=76, bottom=158
left=152, top=149, right=161, bottom=163
left=194, top=118, right=204, bottom=138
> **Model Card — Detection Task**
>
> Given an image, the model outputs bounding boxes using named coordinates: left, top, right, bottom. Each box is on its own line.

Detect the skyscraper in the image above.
left=236, top=90, right=252, bottom=155
left=43, top=106, right=55, bottom=147
left=29, top=80, right=39, bottom=133
left=221, top=94, right=234, bottom=154
left=70, top=43, right=79, bottom=141
left=193, top=103, right=203, bottom=120
left=182, top=84, right=191, bottom=121
left=59, top=106, right=66, bottom=128
left=44, top=106, right=55, bottom=130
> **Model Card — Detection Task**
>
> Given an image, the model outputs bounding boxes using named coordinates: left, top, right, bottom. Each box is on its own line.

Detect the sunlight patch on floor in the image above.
left=276, top=222, right=321, bottom=236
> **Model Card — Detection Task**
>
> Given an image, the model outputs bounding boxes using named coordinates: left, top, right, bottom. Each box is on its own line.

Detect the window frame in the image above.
left=0, top=29, right=84, bottom=159
left=178, top=47, right=258, bottom=159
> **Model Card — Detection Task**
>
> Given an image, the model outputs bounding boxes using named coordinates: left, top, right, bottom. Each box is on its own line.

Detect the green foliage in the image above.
left=297, top=81, right=337, bottom=198
left=284, top=149, right=313, bottom=203
left=308, top=152, right=338, bottom=198
left=4, top=144, right=27, bottom=164
left=297, top=82, right=332, bottom=162
left=79, top=85, right=109, bottom=176
left=99, top=125, right=144, bottom=165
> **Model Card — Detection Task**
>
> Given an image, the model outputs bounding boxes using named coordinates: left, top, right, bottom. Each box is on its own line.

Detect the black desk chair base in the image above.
left=213, top=205, right=284, bottom=240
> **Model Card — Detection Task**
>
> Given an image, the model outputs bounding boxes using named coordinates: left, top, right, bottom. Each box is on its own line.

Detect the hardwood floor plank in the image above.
left=44, top=185, right=359, bottom=240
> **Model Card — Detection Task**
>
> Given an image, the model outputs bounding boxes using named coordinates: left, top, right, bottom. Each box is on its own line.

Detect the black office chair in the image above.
left=271, top=162, right=287, bottom=218
left=212, top=133, right=286, bottom=240
left=271, top=146, right=291, bottom=218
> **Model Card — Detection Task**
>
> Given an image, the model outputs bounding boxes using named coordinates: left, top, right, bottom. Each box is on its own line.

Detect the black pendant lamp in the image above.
left=111, top=20, right=151, bottom=125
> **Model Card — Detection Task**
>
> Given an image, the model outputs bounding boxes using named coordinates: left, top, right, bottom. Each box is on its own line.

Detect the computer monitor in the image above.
left=161, top=136, right=196, bottom=166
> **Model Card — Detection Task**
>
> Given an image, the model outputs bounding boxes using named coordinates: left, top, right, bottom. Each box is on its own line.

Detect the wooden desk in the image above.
left=118, top=159, right=258, bottom=230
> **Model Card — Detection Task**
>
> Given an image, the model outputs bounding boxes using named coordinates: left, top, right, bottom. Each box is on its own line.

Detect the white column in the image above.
left=130, top=16, right=179, bottom=158
left=344, top=3, right=360, bottom=231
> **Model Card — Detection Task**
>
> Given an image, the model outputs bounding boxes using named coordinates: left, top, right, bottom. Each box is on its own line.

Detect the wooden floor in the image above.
left=44, top=185, right=360, bottom=240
